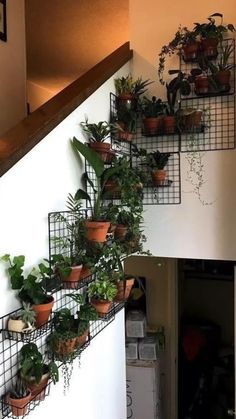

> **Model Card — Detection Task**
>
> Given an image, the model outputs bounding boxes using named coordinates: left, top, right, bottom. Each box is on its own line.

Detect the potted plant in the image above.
left=66, top=293, right=98, bottom=346
left=1, top=255, right=54, bottom=327
left=51, top=253, right=84, bottom=289
left=194, top=13, right=235, bottom=59
left=141, top=96, right=166, bottom=135
left=176, top=107, right=203, bottom=133
left=114, top=74, right=153, bottom=109
left=80, top=118, right=116, bottom=163
left=207, top=41, right=235, bottom=92
left=158, top=26, right=198, bottom=84
left=8, top=303, right=36, bottom=335
left=115, top=209, right=135, bottom=241
left=7, top=376, right=31, bottom=417
left=116, top=104, right=137, bottom=142
left=142, top=150, right=172, bottom=186
left=71, top=138, right=121, bottom=243
left=19, top=343, right=58, bottom=401
left=164, top=70, right=191, bottom=133
left=88, top=272, right=117, bottom=316
left=47, top=308, right=78, bottom=360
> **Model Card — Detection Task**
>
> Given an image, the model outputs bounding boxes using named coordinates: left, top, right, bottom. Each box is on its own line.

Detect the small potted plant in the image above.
left=19, top=343, right=58, bottom=401
left=207, top=41, right=235, bottom=92
left=142, top=150, right=172, bottom=186
left=194, top=13, right=235, bottom=60
left=115, top=209, right=135, bottom=241
left=114, top=74, right=153, bottom=109
left=1, top=255, right=54, bottom=327
left=164, top=70, right=191, bottom=133
left=7, top=376, right=31, bottom=417
left=141, top=96, right=166, bottom=135
left=71, top=138, right=122, bottom=243
left=66, top=293, right=98, bottom=346
left=88, top=272, right=117, bottom=316
left=8, top=303, right=36, bottom=335
left=80, top=118, right=116, bottom=163
left=116, top=104, right=137, bottom=142
left=47, top=308, right=78, bottom=360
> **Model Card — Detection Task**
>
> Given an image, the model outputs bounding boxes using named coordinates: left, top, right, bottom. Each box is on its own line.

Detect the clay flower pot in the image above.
left=63, top=265, right=83, bottom=289
left=8, top=391, right=31, bottom=417
left=151, top=170, right=167, bottom=186
left=85, top=220, right=110, bottom=243
left=182, top=42, right=199, bottom=62
left=114, top=278, right=135, bottom=302
left=201, top=38, right=218, bottom=59
left=143, top=117, right=160, bottom=136
left=53, top=337, right=77, bottom=357
left=180, top=109, right=203, bottom=132
left=32, top=296, right=54, bottom=328
left=90, top=298, right=112, bottom=316
left=114, top=224, right=128, bottom=240
left=215, top=70, right=231, bottom=92
left=80, top=266, right=91, bottom=280
left=26, top=373, right=49, bottom=401
left=89, top=142, right=111, bottom=163
left=163, top=116, right=175, bottom=134
left=76, top=330, right=89, bottom=347
left=194, top=76, right=209, bottom=95
left=104, top=180, right=121, bottom=198
left=116, top=94, right=137, bottom=111
left=118, top=130, right=134, bottom=142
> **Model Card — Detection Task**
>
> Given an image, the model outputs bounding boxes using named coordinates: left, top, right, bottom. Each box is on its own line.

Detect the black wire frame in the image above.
left=180, top=38, right=235, bottom=152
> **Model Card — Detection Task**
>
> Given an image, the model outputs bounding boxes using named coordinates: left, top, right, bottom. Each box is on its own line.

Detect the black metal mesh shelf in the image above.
left=180, top=38, right=235, bottom=152
left=180, top=94, right=235, bottom=152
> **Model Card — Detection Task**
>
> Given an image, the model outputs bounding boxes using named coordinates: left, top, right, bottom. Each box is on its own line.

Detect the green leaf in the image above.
left=72, top=137, right=104, bottom=178
left=13, top=255, right=25, bottom=268
left=1, top=254, right=10, bottom=262
left=75, top=188, right=91, bottom=204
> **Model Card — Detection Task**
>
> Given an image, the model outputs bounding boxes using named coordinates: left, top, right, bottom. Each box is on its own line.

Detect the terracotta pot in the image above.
left=32, top=296, right=54, bottom=328
left=115, top=278, right=135, bottom=302
left=7, top=391, right=31, bottom=417
left=63, top=265, right=83, bottom=289
left=104, top=180, right=121, bottom=198
left=53, top=337, right=77, bottom=357
left=215, top=70, right=231, bottom=92
left=182, top=42, right=199, bottom=62
left=163, top=116, right=175, bottom=134
left=117, top=94, right=137, bottom=110
left=195, top=76, right=209, bottom=95
left=76, top=329, right=89, bottom=347
left=151, top=170, right=167, bottom=186
left=143, top=117, right=160, bottom=135
left=89, top=142, right=111, bottom=163
left=90, top=298, right=112, bottom=316
left=80, top=266, right=91, bottom=280
left=114, top=224, right=128, bottom=240
left=26, top=373, right=49, bottom=402
left=201, top=38, right=218, bottom=59
left=180, top=110, right=203, bottom=132
left=85, top=220, right=110, bottom=243
left=118, top=130, right=134, bottom=142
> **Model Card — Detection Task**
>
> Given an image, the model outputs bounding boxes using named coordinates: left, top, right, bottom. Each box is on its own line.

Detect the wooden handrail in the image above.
left=0, top=42, right=133, bottom=177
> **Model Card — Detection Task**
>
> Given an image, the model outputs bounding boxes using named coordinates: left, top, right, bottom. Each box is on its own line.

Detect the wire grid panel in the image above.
left=180, top=94, right=235, bottom=151
left=0, top=313, right=53, bottom=419
left=180, top=38, right=235, bottom=98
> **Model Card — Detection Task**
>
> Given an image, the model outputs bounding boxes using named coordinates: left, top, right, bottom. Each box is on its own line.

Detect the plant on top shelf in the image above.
left=19, top=343, right=58, bottom=401
left=158, top=25, right=198, bottom=84
left=88, top=272, right=117, bottom=316
left=1, top=255, right=54, bottom=328
left=114, top=74, right=153, bottom=103
left=193, top=13, right=235, bottom=59
left=206, top=41, right=235, bottom=92
left=66, top=293, right=98, bottom=345
left=7, top=375, right=32, bottom=417
left=80, top=118, right=117, bottom=163
left=8, top=302, right=36, bottom=335
left=71, top=138, right=122, bottom=243
left=141, top=96, right=166, bottom=135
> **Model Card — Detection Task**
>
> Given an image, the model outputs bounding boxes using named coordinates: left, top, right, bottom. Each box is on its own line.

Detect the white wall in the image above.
left=130, top=0, right=236, bottom=261
left=0, top=0, right=26, bottom=135
left=0, top=62, right=130, bottom=419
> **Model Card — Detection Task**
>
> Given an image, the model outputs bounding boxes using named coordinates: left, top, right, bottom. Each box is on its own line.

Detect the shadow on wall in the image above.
left=25, top=0, right=129, bottom=111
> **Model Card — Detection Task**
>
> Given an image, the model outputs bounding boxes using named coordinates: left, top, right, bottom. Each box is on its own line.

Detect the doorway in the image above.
left=178, top=259, right=235, bottom=419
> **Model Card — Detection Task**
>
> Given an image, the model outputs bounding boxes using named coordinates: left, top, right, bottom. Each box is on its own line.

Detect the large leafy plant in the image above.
left=114, top=74, right=153, bottom=96
left=193, top=13, right=235, bottom=40
left=81, top=119, right=116, bottom=143
left=71, top=138, right=120, bottom=221
left=19, top=343, right=58, bottom=384
left=88, top=273, right=117, bottom=301
left=1, top=255, right=52, bottom=305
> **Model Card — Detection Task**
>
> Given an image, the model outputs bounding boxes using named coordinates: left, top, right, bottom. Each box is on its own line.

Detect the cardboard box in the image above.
left=126, top=360, right=162, bottom=419
left=126, top=310, right=146, bottom=338
left=126, top=338, right=138, bottom=360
